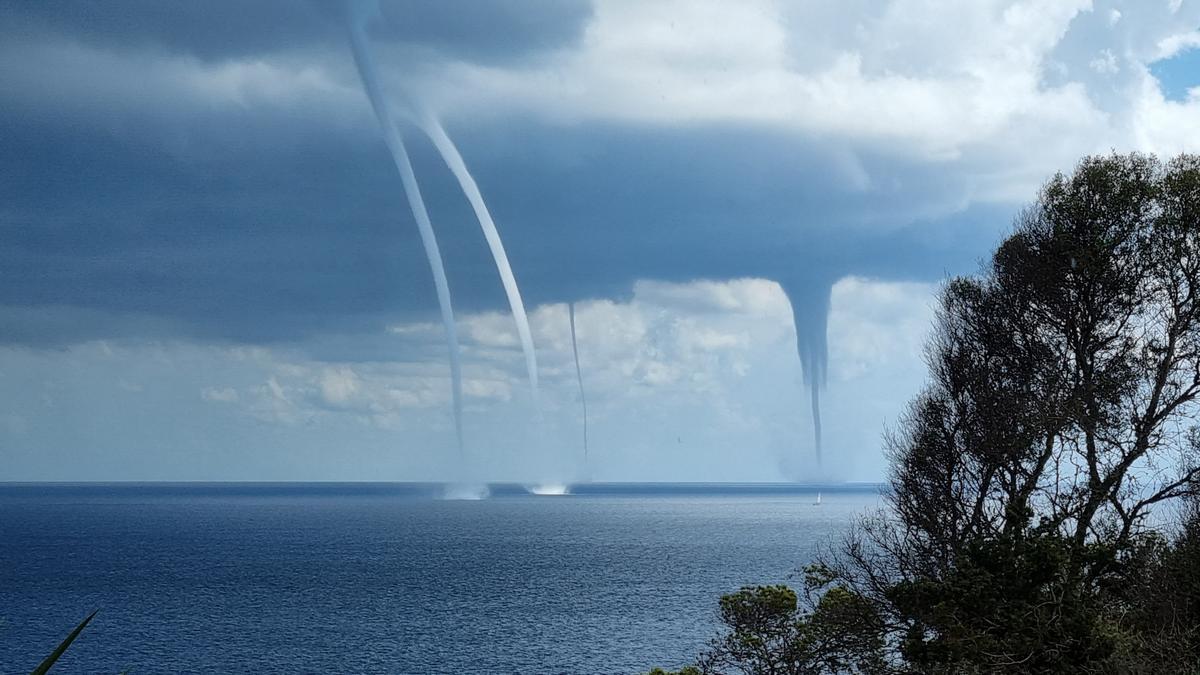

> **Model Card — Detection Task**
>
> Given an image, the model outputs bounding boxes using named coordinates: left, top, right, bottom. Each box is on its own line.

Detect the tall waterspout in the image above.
left=779, top=279, right=831, bottom=467
left=419, top=114, right=541, bottom=412
left=569, top=302, right=588, bottom=463
left=346, top=8, right=464, bottom=453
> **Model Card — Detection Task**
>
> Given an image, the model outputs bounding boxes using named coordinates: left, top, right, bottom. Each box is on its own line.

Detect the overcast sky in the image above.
left=2, top=0, right=1198, bottom=482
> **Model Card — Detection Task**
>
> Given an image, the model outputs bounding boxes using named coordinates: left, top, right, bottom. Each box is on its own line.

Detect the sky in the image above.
left=1, top=0, right=1198, bottom=482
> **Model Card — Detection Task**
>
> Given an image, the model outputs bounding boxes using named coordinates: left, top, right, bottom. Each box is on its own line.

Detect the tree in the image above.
left=649, top=583, right=886, bottom=675
left=664, top=152, right=1200, bottom=674
left=1121, top=498, right=1200, bottom=672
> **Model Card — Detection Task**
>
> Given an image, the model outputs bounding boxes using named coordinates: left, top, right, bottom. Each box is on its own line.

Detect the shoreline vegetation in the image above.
left=654, top=152, right=1200, bottom=674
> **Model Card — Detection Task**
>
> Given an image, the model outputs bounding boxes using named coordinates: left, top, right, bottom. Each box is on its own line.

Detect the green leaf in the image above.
left=30, top=610, right=98, bottom=675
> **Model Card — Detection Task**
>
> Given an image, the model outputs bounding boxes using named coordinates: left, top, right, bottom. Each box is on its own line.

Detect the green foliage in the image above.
left=1118, top=504, right=1200, bottom=672
left=30, top=610, right=97, bottom=675
left=659, top=584, right=886, bottom=675
left=803, top=584, right=887, bottom=674
left=886, top=531, right=1118, bottom=671
left=718, top=585, right=798, bottom=647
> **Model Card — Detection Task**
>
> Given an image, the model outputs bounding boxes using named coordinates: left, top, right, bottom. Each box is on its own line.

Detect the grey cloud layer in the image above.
left=2, top=0, right=1194, bottom=350
left=1, top=0, right=591, bottom=62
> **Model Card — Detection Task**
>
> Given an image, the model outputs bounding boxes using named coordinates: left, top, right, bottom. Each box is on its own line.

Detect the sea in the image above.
left=0, top=483, right=880, bottom=674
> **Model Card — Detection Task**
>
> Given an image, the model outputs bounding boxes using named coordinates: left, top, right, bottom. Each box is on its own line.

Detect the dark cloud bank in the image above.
left=0, top=0, right=1006, bottom=366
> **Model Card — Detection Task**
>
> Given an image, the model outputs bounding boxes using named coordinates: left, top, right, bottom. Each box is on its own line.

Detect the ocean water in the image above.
left=0, top=483, right=879, bottom=674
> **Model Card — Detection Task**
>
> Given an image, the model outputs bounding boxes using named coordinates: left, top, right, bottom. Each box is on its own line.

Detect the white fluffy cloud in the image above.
left=417, top=0, right=1199, bottom=201
left=0, top=276, right=936, bottom=482
left=828, top=277, right=936, bottom=383
left=434, top=0, right=1093, bottom=150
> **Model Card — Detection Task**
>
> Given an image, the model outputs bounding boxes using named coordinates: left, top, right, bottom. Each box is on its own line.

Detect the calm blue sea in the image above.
left=0, top=483, right=879, bottom=674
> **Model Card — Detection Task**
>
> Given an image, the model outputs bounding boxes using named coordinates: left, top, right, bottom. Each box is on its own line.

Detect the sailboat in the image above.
left=813, top=492, right=822, bottom=506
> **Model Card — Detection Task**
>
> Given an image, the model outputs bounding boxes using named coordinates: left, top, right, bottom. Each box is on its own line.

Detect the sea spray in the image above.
left=528, top=482, right=570, bottom=496
left=568, top=302, right=588, bottom=464
left=419, top=113, right=541, bottom=411
left=441, top=483, right=490, bottom=500
left=346, top=7, right=464, bottom=454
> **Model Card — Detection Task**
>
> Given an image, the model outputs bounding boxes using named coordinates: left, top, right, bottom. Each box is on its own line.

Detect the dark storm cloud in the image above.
left=0, top=108, right=1002, bottom=349
left=0, top=1, right=1007, bottom=352
left=0, top=0, right=591, bottom=63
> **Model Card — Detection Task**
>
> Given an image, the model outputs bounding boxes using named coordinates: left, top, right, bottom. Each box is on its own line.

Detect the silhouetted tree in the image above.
left=1119, top=498, right=1200, bottom=672
left=658, top=152, right=1200, bottom=674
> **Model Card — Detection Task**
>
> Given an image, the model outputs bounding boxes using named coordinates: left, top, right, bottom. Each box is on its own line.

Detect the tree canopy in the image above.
left=657, top=152, right=1200, bottom=674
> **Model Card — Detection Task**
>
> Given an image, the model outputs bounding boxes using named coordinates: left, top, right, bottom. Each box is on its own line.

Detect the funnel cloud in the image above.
left=779, top=279, right=832, bottom=466
left=420, top=113, right=541, bottom=412
left=346, top=4, right=465, bottom=453
left=569, top=301, right=588, bottom=464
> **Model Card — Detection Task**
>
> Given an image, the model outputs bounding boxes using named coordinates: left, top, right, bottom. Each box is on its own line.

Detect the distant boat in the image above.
left=813, top=492, right=822, bottom=506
